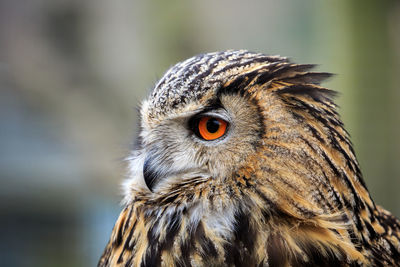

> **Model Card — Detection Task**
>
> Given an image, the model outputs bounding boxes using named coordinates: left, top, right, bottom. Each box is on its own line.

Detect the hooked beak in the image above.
left=143, top=155, right=159, bottom=192
left=142, top=152, right=207, bottom=192
left=143, top=154, right=173, bottom=192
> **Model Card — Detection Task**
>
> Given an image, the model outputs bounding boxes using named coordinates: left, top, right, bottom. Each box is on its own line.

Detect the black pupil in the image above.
left=206, top=118, right=220, bottom=133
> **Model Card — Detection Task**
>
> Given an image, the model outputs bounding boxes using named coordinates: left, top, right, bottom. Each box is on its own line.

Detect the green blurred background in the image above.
left=0, top=0, right=399, bottom=266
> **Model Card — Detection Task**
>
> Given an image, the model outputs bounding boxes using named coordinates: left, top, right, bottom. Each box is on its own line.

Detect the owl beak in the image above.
left=142, top=153, right=201, bottom=192
left=143, top=155, right=162, bottom=192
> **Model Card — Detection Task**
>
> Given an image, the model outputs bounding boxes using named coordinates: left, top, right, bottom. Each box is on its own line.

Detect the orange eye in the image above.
left=197, top=116, right=228, bottom=141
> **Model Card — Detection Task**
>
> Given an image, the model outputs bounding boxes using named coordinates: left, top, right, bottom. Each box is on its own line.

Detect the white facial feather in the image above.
left=203, top=203, right=236, bottom=239
left=122, top=150, right=147, bottom=204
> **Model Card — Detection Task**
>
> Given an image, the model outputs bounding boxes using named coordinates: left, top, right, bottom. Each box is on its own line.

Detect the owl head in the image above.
left=123, top=49, right=368, bottom=220
left=98, top=50, right=389, bottom=267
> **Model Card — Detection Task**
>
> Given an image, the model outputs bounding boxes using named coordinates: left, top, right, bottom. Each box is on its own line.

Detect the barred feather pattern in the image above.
left=99, top=50, right=400, bottom=266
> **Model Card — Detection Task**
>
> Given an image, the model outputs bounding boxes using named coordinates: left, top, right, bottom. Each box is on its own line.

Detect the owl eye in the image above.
left=196, top=116, right=228, bottom=141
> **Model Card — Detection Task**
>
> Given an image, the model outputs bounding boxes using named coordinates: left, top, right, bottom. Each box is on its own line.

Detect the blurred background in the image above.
left=0, top=0, right=399, bottom=266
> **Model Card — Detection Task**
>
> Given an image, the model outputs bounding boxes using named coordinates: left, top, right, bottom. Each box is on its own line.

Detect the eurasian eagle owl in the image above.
left=99, top=50, right=400, bottom=267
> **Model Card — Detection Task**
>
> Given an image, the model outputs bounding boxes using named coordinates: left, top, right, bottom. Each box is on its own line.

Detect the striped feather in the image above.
left=99, top=51, right=400, bottom=267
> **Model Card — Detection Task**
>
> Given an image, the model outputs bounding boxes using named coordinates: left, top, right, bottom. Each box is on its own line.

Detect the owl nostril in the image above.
left=143, top=156, right=159, bottom=192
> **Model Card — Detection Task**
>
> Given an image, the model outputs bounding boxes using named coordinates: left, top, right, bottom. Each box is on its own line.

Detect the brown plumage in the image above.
left=98, top=50, right=400, bottom=266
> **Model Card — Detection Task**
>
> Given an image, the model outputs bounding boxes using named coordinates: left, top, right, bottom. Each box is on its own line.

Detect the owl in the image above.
left=98, top=50, right=400, bottom=266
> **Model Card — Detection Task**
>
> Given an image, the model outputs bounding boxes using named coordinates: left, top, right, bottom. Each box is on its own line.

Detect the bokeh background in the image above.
left=0, top=0, right=399, bottom=266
